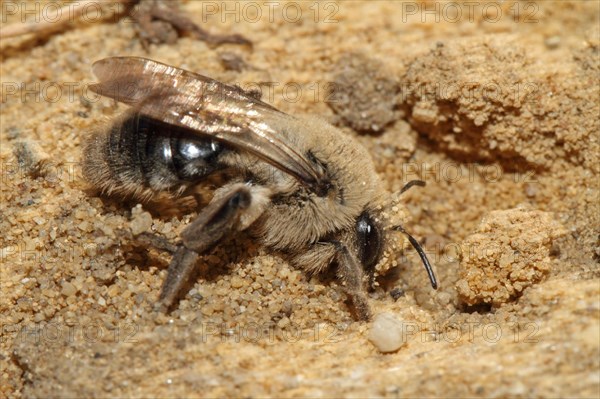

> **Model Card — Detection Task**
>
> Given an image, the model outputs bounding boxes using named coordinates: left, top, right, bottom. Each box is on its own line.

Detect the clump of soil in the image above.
left=457, top=207, right=567, bottom=306
left=401, top=34, right=600, bottom=172
left=327, top=52, right=401, bottom=133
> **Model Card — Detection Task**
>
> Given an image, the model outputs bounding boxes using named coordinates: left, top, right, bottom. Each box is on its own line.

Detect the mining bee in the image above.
left=83, top=56, right=437, bottom=320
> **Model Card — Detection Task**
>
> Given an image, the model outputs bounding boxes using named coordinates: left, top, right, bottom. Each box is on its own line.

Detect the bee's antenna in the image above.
left=399, top=179, right=426, bottom=195
left=392, top=225, right=438, bottom=290
left=393, top=179, right=437, bottom=288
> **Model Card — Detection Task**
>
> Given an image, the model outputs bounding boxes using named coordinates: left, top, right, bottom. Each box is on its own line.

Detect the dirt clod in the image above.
left=328, top=52, right=400, bottom=133
left=458, top=207, right=568, bottom=307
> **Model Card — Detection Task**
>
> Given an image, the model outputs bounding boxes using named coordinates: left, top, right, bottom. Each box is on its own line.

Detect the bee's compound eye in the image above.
left=355, top=212, right=383, bottom=270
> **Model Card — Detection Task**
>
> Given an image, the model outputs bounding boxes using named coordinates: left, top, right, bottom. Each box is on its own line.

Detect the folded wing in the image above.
left=89, top=56, right=324, bottom=186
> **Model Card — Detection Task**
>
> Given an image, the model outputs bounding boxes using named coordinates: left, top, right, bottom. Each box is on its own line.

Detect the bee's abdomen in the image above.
left=83, top=113, right=226, bottom=198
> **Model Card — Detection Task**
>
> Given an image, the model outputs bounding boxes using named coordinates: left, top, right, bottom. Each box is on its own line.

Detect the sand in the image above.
left=1, top=1, right=599, bottom=397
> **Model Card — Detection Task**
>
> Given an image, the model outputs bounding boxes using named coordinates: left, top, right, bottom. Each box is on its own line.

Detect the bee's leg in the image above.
left=136, top=232, right=178, bottom=254
left=157, top=183, right=269, bottom=312
left=155, top=247, right=200, bottom=312
left=331, top=242, right=372, bottom=321
left=133, top=0, right=251, bottom=48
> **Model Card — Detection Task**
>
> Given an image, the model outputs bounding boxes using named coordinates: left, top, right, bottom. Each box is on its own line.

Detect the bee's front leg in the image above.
left=331, top=242, right=372, bottom=321
left=133, top=0, right=251, bottom=48
left=156, top=183, right=268, bottom=312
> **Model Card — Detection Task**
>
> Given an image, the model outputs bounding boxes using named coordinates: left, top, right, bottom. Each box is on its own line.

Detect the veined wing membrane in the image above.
left=89, top=56, right=324, bottom=186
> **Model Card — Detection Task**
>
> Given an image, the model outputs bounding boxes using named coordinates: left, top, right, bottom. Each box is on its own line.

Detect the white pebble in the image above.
left=131, top=211, right=153, bottom=235
left=368, top=313, right=405, bottom=353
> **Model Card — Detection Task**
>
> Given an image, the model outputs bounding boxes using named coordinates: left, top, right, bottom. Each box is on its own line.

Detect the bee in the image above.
left=83, top=56, right=437, bottom=321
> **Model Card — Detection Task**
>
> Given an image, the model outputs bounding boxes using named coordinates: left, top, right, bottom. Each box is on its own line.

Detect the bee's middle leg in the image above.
left=156, top=183, right=267, bottom=312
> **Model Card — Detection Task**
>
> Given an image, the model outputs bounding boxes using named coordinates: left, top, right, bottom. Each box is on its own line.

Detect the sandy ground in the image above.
left=1, top=1, right=599, bottom=397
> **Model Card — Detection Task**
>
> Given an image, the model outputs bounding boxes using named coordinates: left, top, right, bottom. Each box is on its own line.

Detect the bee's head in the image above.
left=355, top=180, right=438, bottom=290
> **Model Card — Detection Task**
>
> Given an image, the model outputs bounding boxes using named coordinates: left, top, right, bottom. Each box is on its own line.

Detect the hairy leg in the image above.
left=157, top=183, right=268, bottom=311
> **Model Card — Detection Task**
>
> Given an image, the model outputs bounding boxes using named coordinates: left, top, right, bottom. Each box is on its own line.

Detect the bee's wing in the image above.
left=89, top=56, right=324, bottom=186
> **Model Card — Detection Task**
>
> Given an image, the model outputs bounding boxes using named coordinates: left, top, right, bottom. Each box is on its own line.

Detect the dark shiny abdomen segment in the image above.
left=84, top=113, right=227, bottom=197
